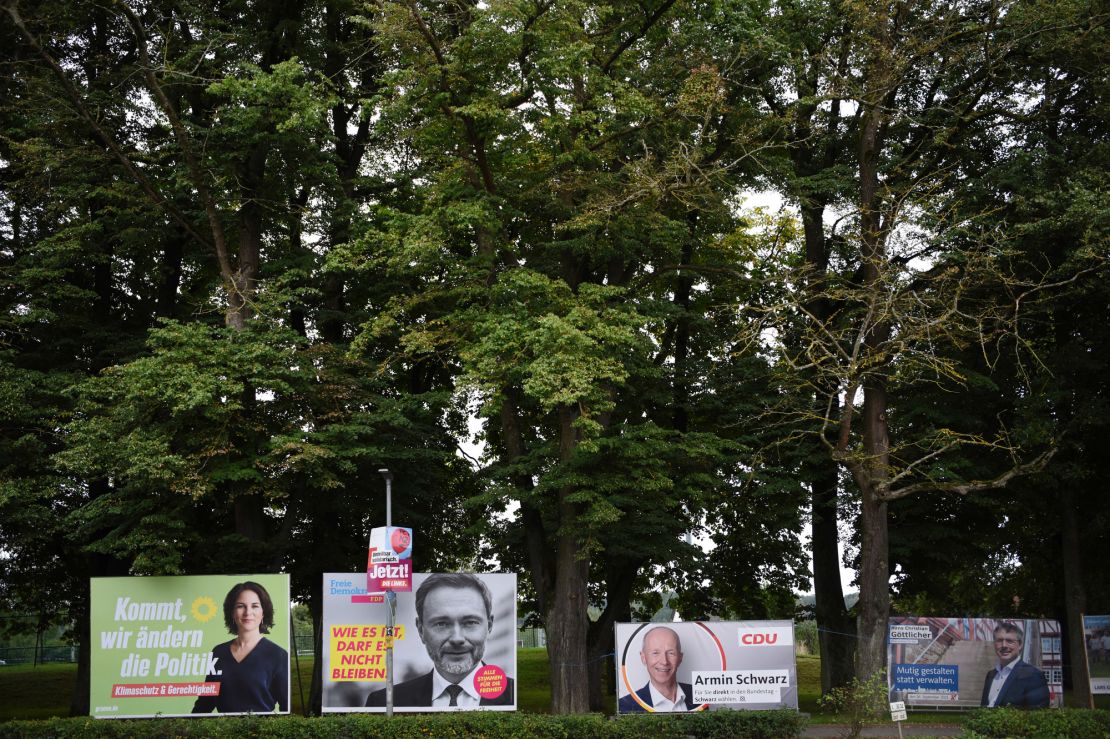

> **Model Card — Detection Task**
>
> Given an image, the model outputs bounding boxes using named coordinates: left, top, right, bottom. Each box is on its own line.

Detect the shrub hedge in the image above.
left=0, top=710, right=807, bottom=739
left=962, top=707, right=1110, bottom=738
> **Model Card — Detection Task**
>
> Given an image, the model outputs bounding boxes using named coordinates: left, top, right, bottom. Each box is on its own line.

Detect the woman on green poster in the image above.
left=192, top=581, right=288, bottom=713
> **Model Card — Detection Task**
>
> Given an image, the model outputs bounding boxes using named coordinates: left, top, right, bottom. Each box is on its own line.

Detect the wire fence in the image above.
left=0, top=645, right=77, bottom=665
left=294, top=634, right=314, bottom=656
left=518, top=627, right=547, bottom=648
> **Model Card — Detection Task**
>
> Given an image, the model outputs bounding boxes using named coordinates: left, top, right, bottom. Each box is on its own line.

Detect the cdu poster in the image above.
left=614, top=620, right=798, bottom=713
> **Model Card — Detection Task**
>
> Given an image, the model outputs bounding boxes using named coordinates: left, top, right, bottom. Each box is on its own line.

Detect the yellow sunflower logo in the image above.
left=191, top=596, right=218, bottom=623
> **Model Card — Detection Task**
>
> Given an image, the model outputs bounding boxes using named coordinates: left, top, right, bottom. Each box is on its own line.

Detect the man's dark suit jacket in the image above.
left=618, top=682, right=696, bottom=713
left=364, top=670, right=515, bottom=707
left=979, top=660, right=1050, bottom=708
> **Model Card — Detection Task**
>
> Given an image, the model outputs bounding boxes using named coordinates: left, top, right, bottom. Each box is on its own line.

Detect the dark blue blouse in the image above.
left=192, top=637, right=288, bottom=713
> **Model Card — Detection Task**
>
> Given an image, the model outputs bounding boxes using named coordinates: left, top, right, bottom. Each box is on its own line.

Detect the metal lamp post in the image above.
left=378, top=468, right=396, bottom=718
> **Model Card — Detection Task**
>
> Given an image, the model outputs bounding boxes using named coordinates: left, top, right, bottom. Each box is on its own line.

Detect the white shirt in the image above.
left=648, top=681, right=688, bottom=712
left=987, top=659, right=1019, bottom=707
left=431, top=665, right=482, bottom=708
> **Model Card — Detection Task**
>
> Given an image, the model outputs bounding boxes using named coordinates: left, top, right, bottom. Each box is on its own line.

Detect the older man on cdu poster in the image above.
left=619, top=626, right=697, bottom=713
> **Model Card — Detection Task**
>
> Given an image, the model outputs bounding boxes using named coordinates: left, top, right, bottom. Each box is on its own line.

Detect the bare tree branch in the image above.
left=113, top=1, right=237, bottom=292
left=883, top=447, right=1057, bottom=501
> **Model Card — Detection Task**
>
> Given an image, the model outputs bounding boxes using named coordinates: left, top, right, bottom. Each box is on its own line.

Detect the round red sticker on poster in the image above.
left=473, top=665, right=508, bottom=699
left=390, top=527, right=411, bottom=554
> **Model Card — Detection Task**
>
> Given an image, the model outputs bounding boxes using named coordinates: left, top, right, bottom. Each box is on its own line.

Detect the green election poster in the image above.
left=90, top=574, right=290, bottom=718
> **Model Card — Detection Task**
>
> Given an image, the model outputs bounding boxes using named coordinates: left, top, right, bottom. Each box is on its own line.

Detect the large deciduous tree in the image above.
left=343, top=0, right=804, bottom=712
left=752, top=0, right=861, bottom=691
left=887, top=0, right=1109, bottom=699
left=1, top=0, right=482, bottom=714
left=754, top=0, right=1102, bottom=678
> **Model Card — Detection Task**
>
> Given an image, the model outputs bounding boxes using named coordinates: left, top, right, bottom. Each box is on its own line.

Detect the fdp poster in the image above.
left=90, top=574, right=290, bottom=718
left=887, top=616, right=1062, bottom=709
left=322, top=572, right=517, bottom=712
left=614, top=621, right=798, bottom=713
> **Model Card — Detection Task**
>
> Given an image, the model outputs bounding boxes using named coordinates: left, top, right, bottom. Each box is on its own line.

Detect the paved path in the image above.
left=802, top=723, right=963, bottom=737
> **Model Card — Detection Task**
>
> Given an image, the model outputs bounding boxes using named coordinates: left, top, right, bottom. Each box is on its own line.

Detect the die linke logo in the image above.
left=390, top=527, right=411, bottom=555
left=738, top=627, right=794, bottom=647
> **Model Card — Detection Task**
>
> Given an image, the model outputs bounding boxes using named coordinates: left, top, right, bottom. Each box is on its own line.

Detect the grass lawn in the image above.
left=289, top=654, right=314, bottom=714
left=796, top=654, right=822, bottom=714
left=0, top=663, right=76, bottom=721
left=517, top=647, right=554, bottom=713
left=4, top=651, right=1108, bottom=722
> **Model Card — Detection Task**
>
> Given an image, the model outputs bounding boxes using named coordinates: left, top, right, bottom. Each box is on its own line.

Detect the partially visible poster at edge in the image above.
left=1082, top=615, right=1110, bottom=694
left=90, top=574, right=291, bottom=718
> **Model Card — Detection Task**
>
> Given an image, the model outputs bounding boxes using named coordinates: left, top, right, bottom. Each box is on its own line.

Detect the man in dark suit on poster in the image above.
left=619, top=626, right=696, bottom=713
left=365, top=573, right=514, bottom=708
left=980, top=622, right=1049, bottom=709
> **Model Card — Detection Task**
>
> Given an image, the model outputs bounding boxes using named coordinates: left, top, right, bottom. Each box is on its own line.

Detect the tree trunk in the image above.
left=71, top=542, right=129, bottom=715
left=855, top=380, right=891, bottom=679
left=851, top=40, right=894, bottom=677
left=156, top=235, right=184, bottom=320
left=855, top=480, right=890, bottom=679
left=1061, top=486, right=1092, bottom=707
left=798, top=200, right=856, bottom=691
left=70, top=593, right=92, bottom=716
left=812, top=462, right=856, bottom=691
left=226, top=144, right=267, bottom=536
left=672, top=218, right=696, bottom=432
left=586, top=559, right=640, bottom=710
left=546, top=532, right=590, bottom=714
left=545, top=405, right=591, bottom=713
